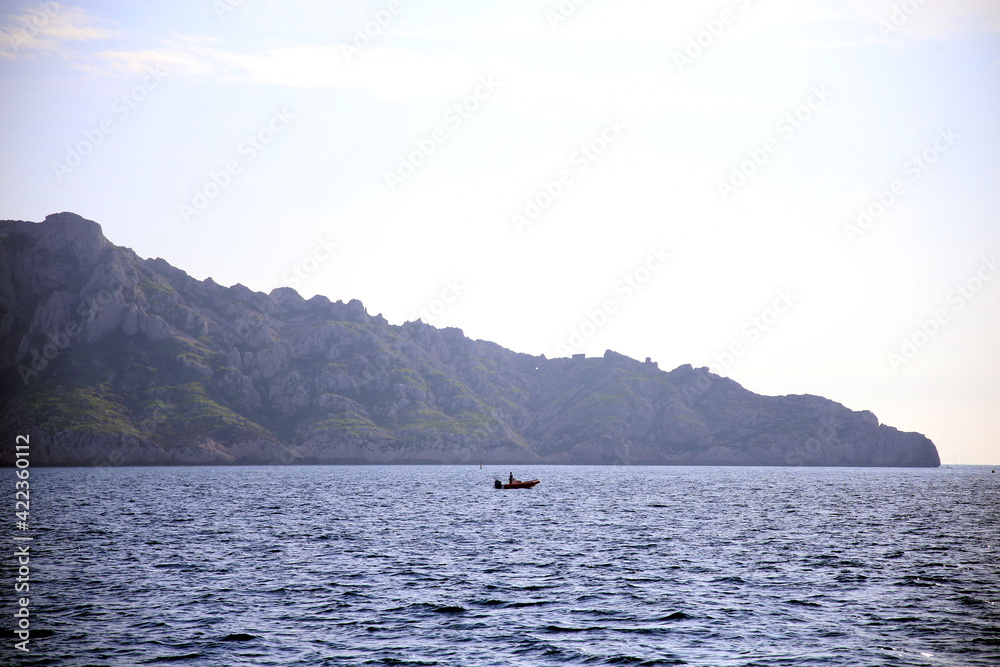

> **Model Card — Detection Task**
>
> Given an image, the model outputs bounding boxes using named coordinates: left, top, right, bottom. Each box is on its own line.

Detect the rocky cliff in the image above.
left=0, top=213, right=940, bottom=467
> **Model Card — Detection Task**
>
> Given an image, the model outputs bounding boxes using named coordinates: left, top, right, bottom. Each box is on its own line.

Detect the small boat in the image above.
left=494, top=479, right=540, bottom=489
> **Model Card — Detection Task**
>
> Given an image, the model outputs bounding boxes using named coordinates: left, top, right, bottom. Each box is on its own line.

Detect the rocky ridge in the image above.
left=0, top=213, right=940, bottom=467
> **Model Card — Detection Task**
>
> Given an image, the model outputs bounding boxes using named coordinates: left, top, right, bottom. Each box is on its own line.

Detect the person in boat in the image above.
left=508, top=472, right=518, bottom=484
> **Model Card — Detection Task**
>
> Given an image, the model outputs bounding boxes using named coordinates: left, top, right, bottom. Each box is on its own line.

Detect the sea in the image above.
left=9, top=464, right=999, bottom=666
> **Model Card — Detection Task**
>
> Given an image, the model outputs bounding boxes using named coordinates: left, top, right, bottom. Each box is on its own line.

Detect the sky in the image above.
left=1, top=0, right=998, bottom=464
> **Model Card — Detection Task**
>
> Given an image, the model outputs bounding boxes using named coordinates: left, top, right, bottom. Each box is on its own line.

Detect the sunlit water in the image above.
left=11, top=465, right=1000, bottom=666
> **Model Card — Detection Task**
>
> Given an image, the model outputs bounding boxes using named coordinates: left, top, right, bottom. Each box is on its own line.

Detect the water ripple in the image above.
left=18, top=464, right=1000, bottom=666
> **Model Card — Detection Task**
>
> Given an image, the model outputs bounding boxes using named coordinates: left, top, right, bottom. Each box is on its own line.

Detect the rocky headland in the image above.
left=0, top=213, right=940, bottom=467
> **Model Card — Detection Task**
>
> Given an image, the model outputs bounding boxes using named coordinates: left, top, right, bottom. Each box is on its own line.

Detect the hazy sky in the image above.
left=2, top=0, right=998, bottom=464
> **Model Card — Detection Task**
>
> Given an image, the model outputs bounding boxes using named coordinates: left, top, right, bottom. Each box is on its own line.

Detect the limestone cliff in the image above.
left=0, top=213, right=940, bottom=467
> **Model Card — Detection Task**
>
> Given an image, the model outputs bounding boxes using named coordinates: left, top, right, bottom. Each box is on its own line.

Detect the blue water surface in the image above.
left=12, top=464, right=1000, bottom=666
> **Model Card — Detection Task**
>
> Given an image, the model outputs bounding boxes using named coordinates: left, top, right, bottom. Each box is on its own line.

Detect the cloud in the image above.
left=83, top=37, right=488, bottom=101
left=853, top=0, right=1000, bottom=41
left=0, top=3, right=115, bottom=60
left=87, top=39, right=225, bottom=78
left=224, top=44, right=482, bottom=99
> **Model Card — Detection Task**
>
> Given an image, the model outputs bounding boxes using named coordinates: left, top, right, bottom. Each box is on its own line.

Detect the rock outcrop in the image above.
left=0, top=213, right=940, bottom=467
